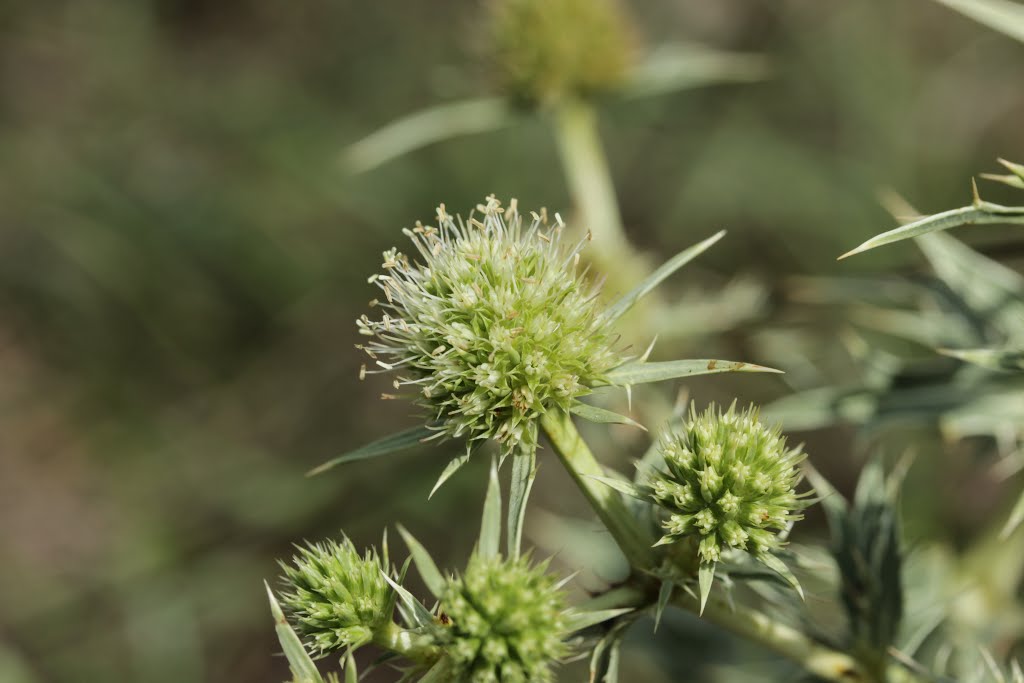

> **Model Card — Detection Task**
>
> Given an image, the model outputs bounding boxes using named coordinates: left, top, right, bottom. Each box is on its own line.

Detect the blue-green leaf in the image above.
left=605, top=359, right=782, bottom=386
left=308, top=425, right=433, bottom=476
left=507, top=447, right=536, bottom=559
left=265, top=582, right=324, bottom=683
left=429, top=452, right=471, bottom=499
left=564, top=607, right=634, bottom=633
left=396, top=525, right=445, bottom=599
left=586, top=474, right=646, bottom=500
left=603, top=231, right=725, bottom=322
left=654, top=580, right=674, bottom=632
left=381, top=572, right=433, bottom=630
left=570, top=401, right=646, bottom=430
left=698, top=562, right=716, bottom=615
left=479, top=457, right=502, bottom=559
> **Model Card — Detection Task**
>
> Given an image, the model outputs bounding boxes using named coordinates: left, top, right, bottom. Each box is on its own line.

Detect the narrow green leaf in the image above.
left=603, top=231, right=726, bottom=323
left=756, top=553, right=804, bottom=600
left=344, top=650, right=358, bottom=683
left=698, top=562, right=716, bottom=615
left=839, top=201, right=1024, bottom=259
left=932, top=0, right=1024, bottom=44
left=623, top=44, right=769, bottom=100
left=416, top=659, right=453, bottom=683
left=344, top=97, right=512, bottom=173
left=802, top=462, right=848, bottom=529
left=653, top=580, right=674, bottom=632
left=396, top=525, right=445, bottom=600
left=586, top=474, right=646, bottom=500
left=939, top=347, right=1024, bottom=372
left=1002, top=487, right=1024, bottom=539
left=507, top=448, right=537, bottom=559
left=479, top=457, right=502, bottom=559
left=380, top=572, right=434, bottom=629
left=589, top=619, right=632, bottom=683
left=570, top=401, right=646, bottom=430
left=265, top=582, right=324, bottom=683
left=308, top=426, right=433, bottom=476
left=564, top=607, right=634, bottom=633
left=429, top=452, right=470, bottom=499
left=605, top=358, right=782, bottom=386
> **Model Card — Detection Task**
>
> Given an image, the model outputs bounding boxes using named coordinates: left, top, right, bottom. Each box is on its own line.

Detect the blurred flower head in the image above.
left=277, top=538, right=392, bottom=655
left=648, top=403, right=807, bottom=563
left=487, top=0, right=637, bottom=105
left=437, top=552, right=569, bottom=683
left=358, top=196, right=621, bottom=455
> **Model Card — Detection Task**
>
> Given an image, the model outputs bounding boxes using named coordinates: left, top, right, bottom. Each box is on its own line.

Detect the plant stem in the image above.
left=540, top=410, right=657, bottom=569
left=374, top=622, right=439, bottom=664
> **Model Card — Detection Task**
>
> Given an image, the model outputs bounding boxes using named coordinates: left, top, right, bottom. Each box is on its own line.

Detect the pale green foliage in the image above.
left=488, top=0, right=637, bottom=105
left=357, top=196, right=621, bottom=456
left=436, top=552, right=569, bottom=683
left=277, top=538, right=392, bottom=655
left=647, top=403, right=806, bottom=562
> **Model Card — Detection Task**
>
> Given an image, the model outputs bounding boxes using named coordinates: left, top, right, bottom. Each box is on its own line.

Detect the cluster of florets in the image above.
left=277, top=538, right=392, bottom=655
left=647, top=404, right=807, bottom=563
left=437, top=553, right=570, bottom=683
left=357, top=196, right=621, bottom=455
left=487, top=0, right=637, bottom=105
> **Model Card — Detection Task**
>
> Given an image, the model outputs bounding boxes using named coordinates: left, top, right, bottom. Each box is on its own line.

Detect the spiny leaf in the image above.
left=429, top=452, right=471, bottom=499
left=396, top=525, right=445, bottom=600
left=265, top=582, right=324, bottom=683
left=507, top=447, right=536, bottom=559
left=982, top=158, right=1024, bottom=190
left=931, top=0, right=1024, bottom=44
left=564, top=607, right=635, bottom=633
left=380, top=572, right=434, bottom=630
left=479, top=457, right=502, bottom=559
left=654, top=580, right=674, bottom=632
left=756, top=553, right=804, bottom=600
left=570, top=401, right=646, bottom=430
left=698, top=561, right=716, bottom=615
left=588, top=618, right=633, bottom=683
left=308, top=426, right=434, bottom=476
left=344, top=97, right=512, bottom=173
left=603, top=230, right=726, bottom=322
left=604, top=358, right=782, bottom=386
left=586, top=474, right=646, bottom=500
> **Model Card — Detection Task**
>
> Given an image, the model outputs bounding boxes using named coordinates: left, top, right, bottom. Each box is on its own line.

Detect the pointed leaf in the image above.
left=570, top=401, right=647, bottom=430
left=344, top=97, right=512, bottom=173
left=381, top=572, right=434, bottom=629
left=429, top=452, right=470, bottom=499
left=507, top=447, right=537, bottom=559
left=653, top=580, right=674, bottom=632
left=603, top=231, right=726, bottom=322
left=938, top=347, right=1024, bottom=372
left=698, top=562, right=716, bottom=615
left=1002, top=487, right=1024, bottom=539
left=266, top=582, right=324, bottom=683
left=623, top=43, right=769, bottom=100
left=344, top=650, right=358, bottom=683
left=564, top=607, right=635, bottom=633
left=932, top=0, right=1024, bottom=44
left=588, top=618, right=632, bottom=683
left=586, top=474, right=646, bottom=500
left=756, top=553, right=804, bottom=600
left=839, top=200, right=1024, bottom=259
left=396, top=525, right=445, bottom=599
left=308, top=426, right=433, bottom=476
left=479, top=457, right=502, bottom=559
left=416, top=659, right=453, bottom=683
left=604, top=358, right=782, bottom=386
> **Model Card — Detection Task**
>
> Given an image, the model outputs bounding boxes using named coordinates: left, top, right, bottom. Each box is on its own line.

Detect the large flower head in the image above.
left=437, top=553, right=570, bottom=683
left=358, top=196, right=621, bottom=455
left=647, top=403, right=807, bottom=563
left=276, top=538, right=392, bottom=655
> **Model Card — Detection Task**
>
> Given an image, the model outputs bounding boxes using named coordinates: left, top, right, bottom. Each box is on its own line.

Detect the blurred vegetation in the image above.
left=1, top=1, right=1022, bottom=681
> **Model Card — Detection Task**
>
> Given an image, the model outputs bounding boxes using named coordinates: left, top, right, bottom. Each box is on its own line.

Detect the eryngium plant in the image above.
left=487, top=0, right=636, bottom=105
left=277, top=538, right=392, bottom=655
left=357, top=196, right=620, bottom=456
left=437, top=552, right=569, bottom=683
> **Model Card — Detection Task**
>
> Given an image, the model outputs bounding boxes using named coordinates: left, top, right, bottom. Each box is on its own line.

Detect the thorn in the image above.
left=971, top=177, right=982, bottom=207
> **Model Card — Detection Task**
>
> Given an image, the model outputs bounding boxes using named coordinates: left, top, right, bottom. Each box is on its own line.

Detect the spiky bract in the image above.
left=437, top=553, right=569, bottom=683
left=277, top=538, right=392, bottom=655
left=648, top=403, right=807, bottom=563
left=488, top=0, right=637, bottom=105
left=358, top=196, right=620, bottom=456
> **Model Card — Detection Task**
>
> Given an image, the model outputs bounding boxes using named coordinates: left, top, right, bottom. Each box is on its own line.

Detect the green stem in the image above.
left=373, top=622, right=439, bottom=664
left=540, top=410, right=657, bottom=569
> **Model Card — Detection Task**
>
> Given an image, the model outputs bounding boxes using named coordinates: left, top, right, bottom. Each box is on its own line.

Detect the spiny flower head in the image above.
left=437, top=553, right=570, bottom=683
left=277, top=538, right=392, bottom=655
left=647, top=403, right=807, bottom=563
left=487, top=0, right=637, bottom=105
left=358, top=196, right=621, bottom=455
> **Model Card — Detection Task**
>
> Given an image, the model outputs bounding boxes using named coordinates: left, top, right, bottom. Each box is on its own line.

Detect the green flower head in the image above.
left=488, top=0, right=637, bottom=105
left=277, top=538, right=392, bottom=655
left=647, top=403, right=807, bottom=563
left=358, top=196, right=621, bottom=455
left=437, top=553, right=570, bottom=683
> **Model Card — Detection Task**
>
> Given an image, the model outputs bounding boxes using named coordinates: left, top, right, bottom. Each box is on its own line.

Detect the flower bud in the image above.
left=276, top=538, right=392, bottom=655
left=437, top=553, right=569, bottom=682
left=648, top=403, right=807, bottom=563
left=358, top=196, right=621, bottom=456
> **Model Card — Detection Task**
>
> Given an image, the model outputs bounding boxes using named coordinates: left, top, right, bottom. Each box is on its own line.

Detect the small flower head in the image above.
left=277, top=538, right=392, bottom=655
left=648, top=403, right=807, bottom=562
left=437, top=553, right=570, bottom=683
left=358, top=196, right=621, bottom=455
left=487, top=0, right=637, bottom=105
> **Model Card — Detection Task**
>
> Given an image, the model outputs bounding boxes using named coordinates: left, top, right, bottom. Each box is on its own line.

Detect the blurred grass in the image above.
left=1, top=1, right=1022, bottom=681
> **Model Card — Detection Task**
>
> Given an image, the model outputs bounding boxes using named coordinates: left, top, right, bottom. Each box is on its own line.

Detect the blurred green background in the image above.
left=1, top=1, right=1022, bottom=681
